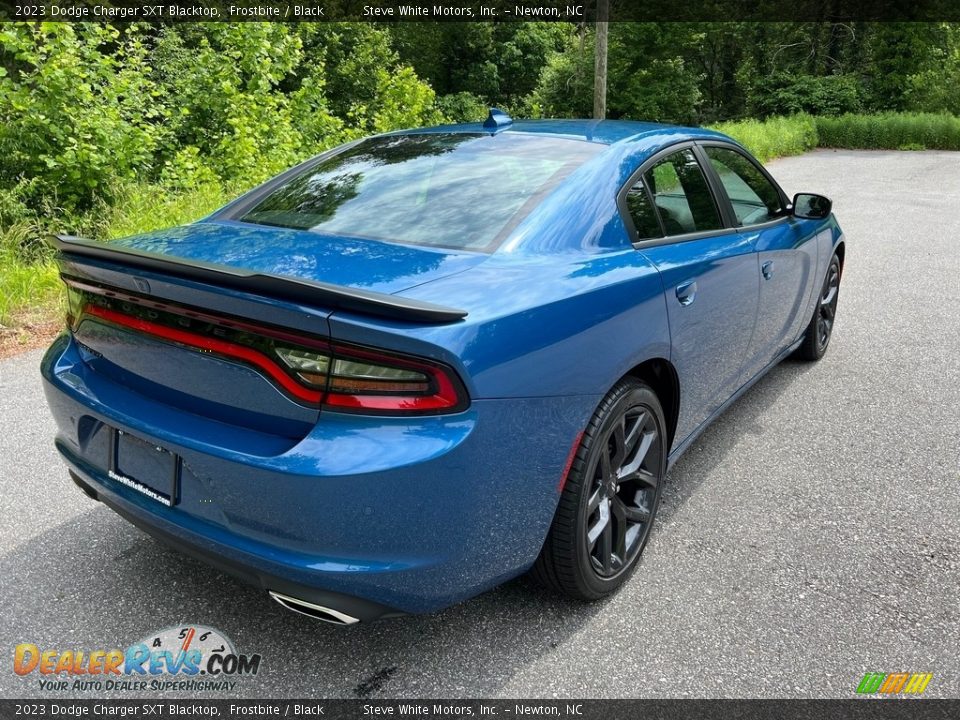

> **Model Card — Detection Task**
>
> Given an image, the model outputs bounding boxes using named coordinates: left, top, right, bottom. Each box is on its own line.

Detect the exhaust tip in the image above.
left=268, top=590, right=361, bottom=625
left=69, top=471, right=99, bottom=501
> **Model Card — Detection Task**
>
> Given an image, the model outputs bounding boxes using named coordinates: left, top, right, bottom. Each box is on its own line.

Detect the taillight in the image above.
left=274, top=343, right=465, bottom=413
left=67, top=279, right=468, bottom=415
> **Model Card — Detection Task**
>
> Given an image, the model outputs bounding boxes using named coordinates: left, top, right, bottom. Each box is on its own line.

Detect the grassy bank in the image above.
left=814, top=112, right=960, bottom=150
left=2, top=111, right=959, bottom=352
left=709, top=111, right=960, bottom=158
left=0, top=180, right=237, bottom=352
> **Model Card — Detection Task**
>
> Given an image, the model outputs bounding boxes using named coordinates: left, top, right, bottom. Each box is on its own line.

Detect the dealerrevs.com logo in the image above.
left=14, top=625, right=261, bottom=693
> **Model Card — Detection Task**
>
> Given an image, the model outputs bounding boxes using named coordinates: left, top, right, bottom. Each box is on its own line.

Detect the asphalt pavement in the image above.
left=1, top=150, right=958, bottom=699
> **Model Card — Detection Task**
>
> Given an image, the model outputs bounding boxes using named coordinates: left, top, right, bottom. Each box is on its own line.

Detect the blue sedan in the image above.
left=41, top=111, right=844, bottom=623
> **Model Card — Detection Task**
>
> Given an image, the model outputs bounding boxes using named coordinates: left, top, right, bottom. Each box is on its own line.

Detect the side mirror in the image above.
left=792, top=193, right=832, bottom=220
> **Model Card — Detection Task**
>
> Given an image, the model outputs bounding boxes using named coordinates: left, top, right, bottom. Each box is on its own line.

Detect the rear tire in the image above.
left=531, top=378, right=667, bottom=600
left=796, top=253, right=841, bottom=361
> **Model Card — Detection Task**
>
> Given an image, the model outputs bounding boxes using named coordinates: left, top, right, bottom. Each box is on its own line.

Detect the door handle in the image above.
left=761, top=260, right=775, bottom=280
left=676, top=280, right=697, bottom=306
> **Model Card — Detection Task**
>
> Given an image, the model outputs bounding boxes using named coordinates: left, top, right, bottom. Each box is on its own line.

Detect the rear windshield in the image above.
left=236, top=133, right=602, bottom=252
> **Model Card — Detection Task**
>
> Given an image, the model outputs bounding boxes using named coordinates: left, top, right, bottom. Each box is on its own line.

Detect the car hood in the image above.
left=110, top=220, right=488, bottom=295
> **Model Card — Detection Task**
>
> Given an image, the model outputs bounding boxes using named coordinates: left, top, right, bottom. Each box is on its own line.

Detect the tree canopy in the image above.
left=0, top=21, right=957, bottom=224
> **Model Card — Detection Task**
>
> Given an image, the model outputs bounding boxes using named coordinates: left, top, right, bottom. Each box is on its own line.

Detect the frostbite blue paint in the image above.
left=41, top=120, right=844, bottom=615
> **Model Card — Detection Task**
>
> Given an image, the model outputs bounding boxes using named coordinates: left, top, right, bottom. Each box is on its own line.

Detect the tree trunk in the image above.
left=593, top=0, right=609, bottom=119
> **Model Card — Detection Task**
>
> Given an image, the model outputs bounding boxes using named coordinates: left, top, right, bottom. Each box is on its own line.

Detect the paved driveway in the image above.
left=1, top=150, right=957, bottom=699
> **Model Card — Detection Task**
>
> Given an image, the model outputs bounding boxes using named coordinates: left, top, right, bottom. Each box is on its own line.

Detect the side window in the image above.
left=625, top=180, right=662, bottom=240
left=704, top=146, right=783, bottom=226
left=645, top=149, right=722, bottom=236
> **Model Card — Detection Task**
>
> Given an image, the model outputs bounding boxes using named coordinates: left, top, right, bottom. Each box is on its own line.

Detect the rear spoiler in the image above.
left=49, top=235, right=468, bottom=324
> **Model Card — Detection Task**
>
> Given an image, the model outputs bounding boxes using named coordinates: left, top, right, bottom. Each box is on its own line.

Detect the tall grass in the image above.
left=709, top=113, right=819, bottom=162
left=710, top=112, right=960, bottom=160
left=0, top=222, right=62, bottom=328
left=101, top=181, right=230, bottom=240
left=815, top=112, right=960, bottom=150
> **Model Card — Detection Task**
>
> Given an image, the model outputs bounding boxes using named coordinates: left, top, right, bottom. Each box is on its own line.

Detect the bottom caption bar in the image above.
left=2, top=700, right=958, bottom=720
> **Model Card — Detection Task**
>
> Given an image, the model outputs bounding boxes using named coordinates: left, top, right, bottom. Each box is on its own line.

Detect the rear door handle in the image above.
left=761, top=260, right=775, bottom=280
left=676, top=280, right=697, bottom=306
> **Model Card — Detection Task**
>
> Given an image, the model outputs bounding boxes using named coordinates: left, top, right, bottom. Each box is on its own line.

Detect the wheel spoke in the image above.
left=587, top=500, right=609, bottom=548
left=617, top=430, right=656, bottom=480
left=623, top=411, right=646, bottom=456
left=821, top=284, right=837, bottom=306
left=599, top=443, right=612, bottom=484
left=634, top=468, right=658, bottom=489
left=587, top=486, right=603, bottom=514
left=610, top=418, right=626, bottom=469
left=599, top=508, right=613, bottom=574
left=623, top=503, right=650, bottom=524
left=610, top=497, right=628, bottom=561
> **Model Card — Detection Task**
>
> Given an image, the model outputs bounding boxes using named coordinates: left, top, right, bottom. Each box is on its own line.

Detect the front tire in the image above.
left=532, top=378, right=667, bottom=600
left=796, top=253, right=841, bottom=361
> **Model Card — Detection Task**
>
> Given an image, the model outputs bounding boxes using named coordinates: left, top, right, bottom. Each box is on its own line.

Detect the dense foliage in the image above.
left=0, top=22, right=443, bottom=328
left=2, top=21, right=959, bottom=224
left=0, top=23, right=441, bottom=220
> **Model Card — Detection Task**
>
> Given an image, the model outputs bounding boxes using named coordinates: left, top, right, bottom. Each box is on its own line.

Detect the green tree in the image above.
left=867, top=23, right=947, bottom=111
left=390, top=22, right=567, bottom=109
left=0, top=23, right=165, bottom=213
left=533, top=24, right=703, bottom=123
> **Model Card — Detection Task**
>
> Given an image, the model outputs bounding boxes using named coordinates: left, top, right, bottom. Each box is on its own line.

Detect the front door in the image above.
left=700, top=145, right=819, bottom=380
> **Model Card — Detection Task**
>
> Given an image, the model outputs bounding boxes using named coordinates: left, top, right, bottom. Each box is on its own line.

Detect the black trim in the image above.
left=50, top=235, right=467, bottom=324
left=69, top=470, right=99, bottom=501
left=691, top=143, right=739, bottom=228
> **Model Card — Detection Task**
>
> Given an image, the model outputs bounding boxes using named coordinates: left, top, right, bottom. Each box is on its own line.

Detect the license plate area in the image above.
left=108, top=429, right=180, bottom=507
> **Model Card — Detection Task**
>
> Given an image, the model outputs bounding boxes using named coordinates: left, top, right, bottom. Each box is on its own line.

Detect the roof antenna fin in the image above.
left=483, top=108, right=513, bottom=131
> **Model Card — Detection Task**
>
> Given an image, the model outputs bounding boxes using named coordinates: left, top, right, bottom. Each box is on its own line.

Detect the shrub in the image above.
left=749, top=73, right=864, bottom=118
left=0, top=25, right=166, bottom=214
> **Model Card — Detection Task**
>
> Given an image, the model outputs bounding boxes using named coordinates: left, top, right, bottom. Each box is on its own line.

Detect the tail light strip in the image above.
left=72, top=282, right=468, bottom=414
left=84, top=304, right=324, bottom=404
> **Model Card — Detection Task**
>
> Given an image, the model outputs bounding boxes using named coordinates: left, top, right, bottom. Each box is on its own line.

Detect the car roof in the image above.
left=399, top=118, right=733, bottom=149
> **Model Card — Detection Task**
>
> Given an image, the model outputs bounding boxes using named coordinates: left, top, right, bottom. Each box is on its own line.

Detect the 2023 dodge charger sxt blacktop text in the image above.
left=41, top=111, right=844, bottom=624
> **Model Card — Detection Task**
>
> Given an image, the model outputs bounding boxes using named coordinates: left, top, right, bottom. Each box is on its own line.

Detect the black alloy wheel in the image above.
left=532, top=378, right=667, bottom=600
left=797, top=253, right=842, bottom=361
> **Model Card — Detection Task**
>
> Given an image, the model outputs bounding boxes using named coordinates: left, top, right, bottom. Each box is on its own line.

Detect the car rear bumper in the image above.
left=42, top=333, right=597, bottom=615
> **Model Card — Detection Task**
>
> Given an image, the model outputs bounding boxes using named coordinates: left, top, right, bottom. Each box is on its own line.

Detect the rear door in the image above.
left=621, top=144, right=759, bottom=445
left=700, top=144, right=820, bottom=379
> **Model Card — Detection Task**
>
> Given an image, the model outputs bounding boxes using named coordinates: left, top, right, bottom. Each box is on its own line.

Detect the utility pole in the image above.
left=593, top=0, right=609, bottom=119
